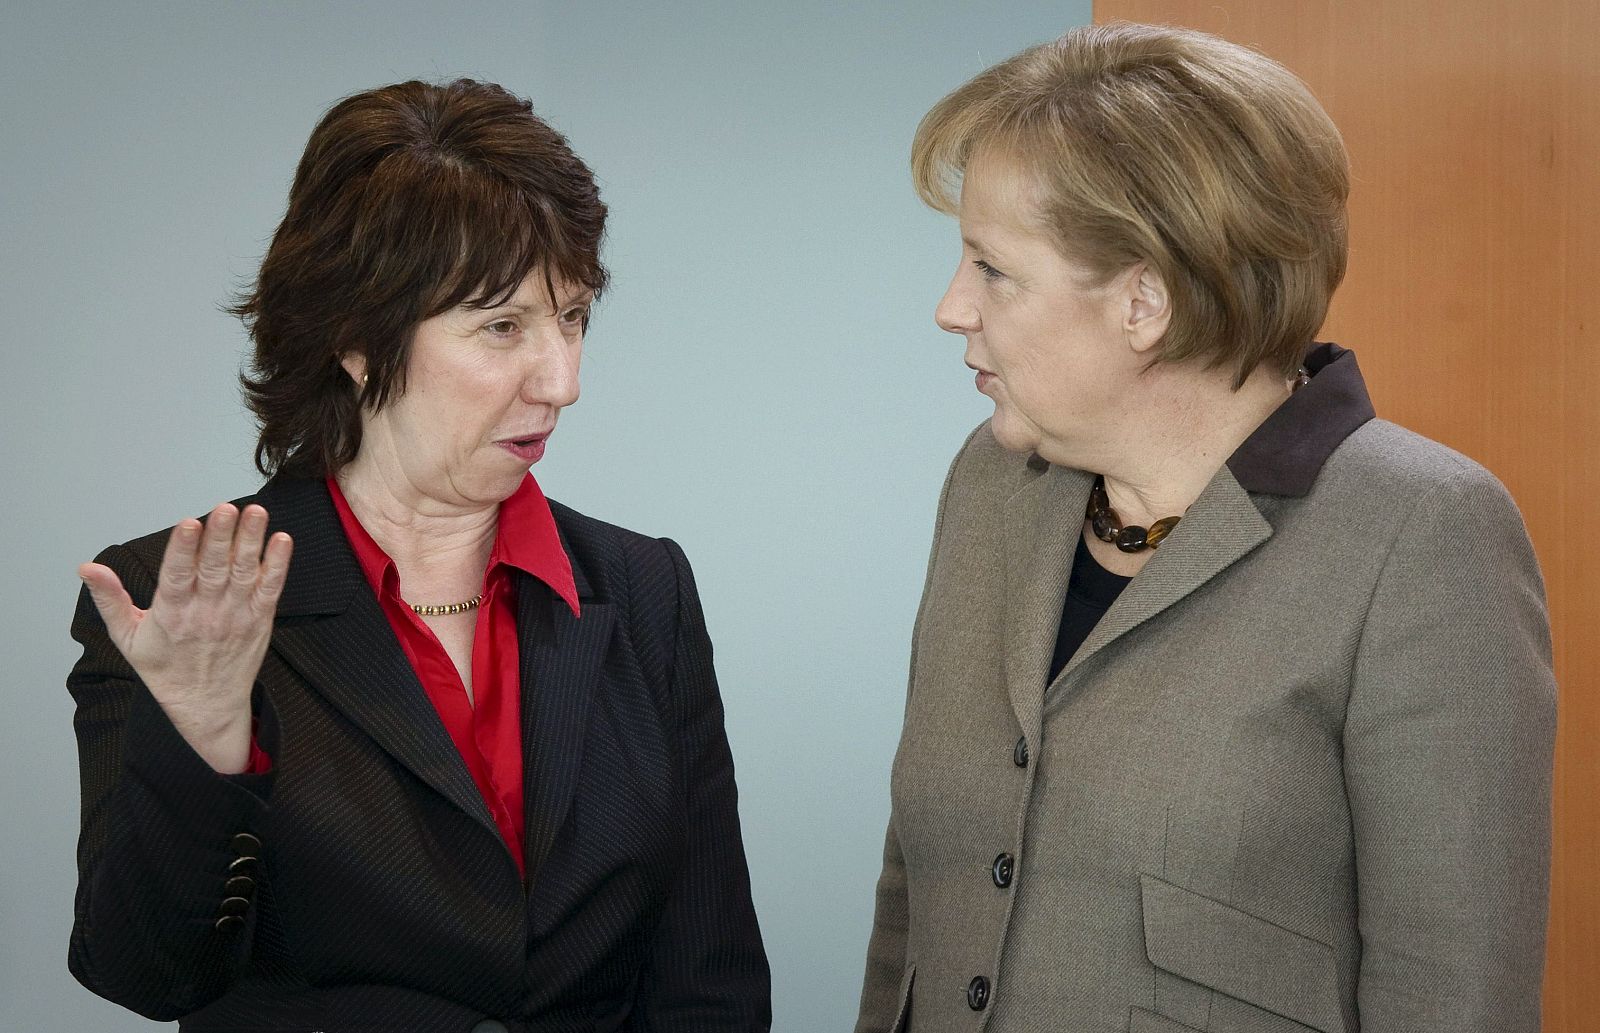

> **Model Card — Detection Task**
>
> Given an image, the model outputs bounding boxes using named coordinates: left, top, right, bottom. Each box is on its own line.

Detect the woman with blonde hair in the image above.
left=856, top=23, right=1553, bottom=1033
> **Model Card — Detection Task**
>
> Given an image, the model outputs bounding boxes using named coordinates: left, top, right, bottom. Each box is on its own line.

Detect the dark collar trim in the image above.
left=1226, top=342, right=1376, bottom=497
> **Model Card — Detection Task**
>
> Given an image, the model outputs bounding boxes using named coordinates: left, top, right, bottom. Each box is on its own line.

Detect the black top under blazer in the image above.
left=67, top=473, right=771, bottom=1033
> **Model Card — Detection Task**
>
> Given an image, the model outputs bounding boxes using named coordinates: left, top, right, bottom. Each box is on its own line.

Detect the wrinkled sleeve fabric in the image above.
left=628, top=539, right=771, bottom=1032
left=67, top=540, right=273, bottom=1021
left=854, top=821, right=912, bottom=1033
left=1345, top=462, right=1556, bottom=1032
left=854, top=426, right=981, bottom=1033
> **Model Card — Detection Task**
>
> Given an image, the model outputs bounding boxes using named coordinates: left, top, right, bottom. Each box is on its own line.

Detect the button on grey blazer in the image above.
left=855, top=347, right=1556, bottom=1033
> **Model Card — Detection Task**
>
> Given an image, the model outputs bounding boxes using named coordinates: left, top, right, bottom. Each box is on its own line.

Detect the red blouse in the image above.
left=324, top=474, right=580, bottom=876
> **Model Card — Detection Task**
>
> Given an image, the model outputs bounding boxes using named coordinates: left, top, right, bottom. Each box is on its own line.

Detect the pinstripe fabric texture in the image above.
left=68, top=474, right=770, bottom=1032
left=855, top=353, right=1555, bottom=1033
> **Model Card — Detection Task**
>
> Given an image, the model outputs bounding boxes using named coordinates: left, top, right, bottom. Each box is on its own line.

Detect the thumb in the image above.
left=78, top=561, right=141, bottom=647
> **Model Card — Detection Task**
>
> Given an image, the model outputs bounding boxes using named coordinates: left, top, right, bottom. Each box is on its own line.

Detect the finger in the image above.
left=78, top=561, right=141, bottom=648
left=252, top=532, right=294, bottom=613
left=195, top=503, right=238, bottom=591
left=229, top=505, right=269, bottom=587
left=155, top=519, right=203, bottom=599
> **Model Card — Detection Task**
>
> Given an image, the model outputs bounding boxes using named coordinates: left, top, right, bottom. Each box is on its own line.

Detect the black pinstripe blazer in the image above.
left=67, top=473, right=771, bottom=1033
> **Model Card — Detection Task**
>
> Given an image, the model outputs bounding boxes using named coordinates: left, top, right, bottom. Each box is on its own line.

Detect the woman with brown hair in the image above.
left=855, top=23, right=1554, bottom=1033
left=68, top=79, right=769, bottom=1032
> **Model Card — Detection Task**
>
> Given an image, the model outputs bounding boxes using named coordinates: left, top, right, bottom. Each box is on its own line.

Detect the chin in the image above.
left=458, top=468, right=527, bottom=505
left=987, top=410, right=1041, bottom=456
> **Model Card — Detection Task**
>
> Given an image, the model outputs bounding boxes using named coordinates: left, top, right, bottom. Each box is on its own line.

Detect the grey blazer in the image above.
left=855, top=346, right=1556, bottom=1033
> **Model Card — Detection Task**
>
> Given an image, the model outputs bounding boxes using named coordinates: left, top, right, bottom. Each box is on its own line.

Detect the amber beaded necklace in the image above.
left=1086, top=477, right=1180, bottom=553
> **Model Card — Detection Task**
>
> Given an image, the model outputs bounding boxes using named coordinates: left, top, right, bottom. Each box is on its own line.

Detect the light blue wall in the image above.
left=0, top=2, right=1090, bottom=1029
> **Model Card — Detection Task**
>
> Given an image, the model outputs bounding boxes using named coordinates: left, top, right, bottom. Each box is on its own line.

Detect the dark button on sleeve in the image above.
left=992, top=853, right=1015, bottom=888
left=218, top=896, right=251, bottom=917
left=1012, top=736, right=1029, bottom=768
left=227, top=855, right=260, bottom=876
left=214, top=914, right=246, bottom=934
left=967, top=975, right=991, bottom=1011
left=225, top=875, right=256, bottom=899
left=230, top=832, right=262, bottom=855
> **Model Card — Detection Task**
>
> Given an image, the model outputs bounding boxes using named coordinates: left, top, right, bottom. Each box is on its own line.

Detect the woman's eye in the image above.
left=485, top=319, right=518, bottom=336
left=560, top=307, right=589, bottom=328
left=974, top=259, right=1004, bottom=281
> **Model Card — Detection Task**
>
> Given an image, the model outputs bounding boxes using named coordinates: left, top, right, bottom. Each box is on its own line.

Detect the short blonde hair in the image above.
left=912, top=23, right=1349, bottom=386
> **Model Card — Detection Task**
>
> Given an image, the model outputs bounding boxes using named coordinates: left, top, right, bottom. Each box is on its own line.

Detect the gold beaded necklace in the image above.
left=408, top=594, right=483, bottom=617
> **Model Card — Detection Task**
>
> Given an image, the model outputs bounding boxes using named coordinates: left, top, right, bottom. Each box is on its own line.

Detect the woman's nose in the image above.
left=522, top=336, right=580, bottom=408
left=934, top=276, right=977, bottom=335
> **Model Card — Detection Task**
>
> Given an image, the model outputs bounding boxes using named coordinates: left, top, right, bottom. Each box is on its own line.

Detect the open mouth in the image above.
left=497, top=433, right=550, bottom=462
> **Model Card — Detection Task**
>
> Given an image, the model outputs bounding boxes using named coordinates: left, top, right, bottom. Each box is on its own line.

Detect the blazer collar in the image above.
left=255, top=473, right=610, bottom=887
left=1002, top=344, right=1374, bottom=727
left=1226, top=343, right=1376, bottom=497
left=1001, top=464, right=1092, bottom=742
left=517, top=574, right=612, bottom=881
left=1001, top=462, right=1273, bottom=730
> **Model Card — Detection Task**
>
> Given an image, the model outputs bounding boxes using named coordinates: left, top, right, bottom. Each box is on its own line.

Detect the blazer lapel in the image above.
left=518, top=559, right=614, bottom=882
left=258, top=475, right=498, bottom=836
left=1051, top=465, right=1273, bottom=694
left=1002, top=463, right=1095, bottom=742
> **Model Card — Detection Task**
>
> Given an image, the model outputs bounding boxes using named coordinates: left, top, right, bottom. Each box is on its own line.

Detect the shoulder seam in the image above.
left=1348, top=461, right=1493, bottom=710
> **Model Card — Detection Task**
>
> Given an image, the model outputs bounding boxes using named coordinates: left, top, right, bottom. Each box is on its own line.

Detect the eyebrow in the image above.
left=961, top=234, right=998, bottom=258
left=475, top=289, right=596, bottom=315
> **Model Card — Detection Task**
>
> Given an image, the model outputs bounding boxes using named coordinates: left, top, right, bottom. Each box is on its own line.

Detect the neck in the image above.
left=1088, top=362, right=1295, bottom=528
left=335, top=453, right=498, bottom=591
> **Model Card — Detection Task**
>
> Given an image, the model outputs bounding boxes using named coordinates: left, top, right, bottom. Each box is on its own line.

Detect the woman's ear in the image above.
left=1123, top=263, right=1172, bottom=355
left=338, top=352, right=367, bottom=386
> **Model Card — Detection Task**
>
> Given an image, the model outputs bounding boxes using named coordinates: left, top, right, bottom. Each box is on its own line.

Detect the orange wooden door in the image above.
left=1088, top=2, right=1598, bottom=1026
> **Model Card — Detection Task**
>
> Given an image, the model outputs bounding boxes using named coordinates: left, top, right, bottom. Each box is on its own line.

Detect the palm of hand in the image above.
left=79, top=502, right=293, bottom=772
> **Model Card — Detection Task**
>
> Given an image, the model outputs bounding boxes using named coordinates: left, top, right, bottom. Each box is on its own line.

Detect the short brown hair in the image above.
left=912, top=23, right=1348, bottom=386
left=234, top=79, right=608, bottom=477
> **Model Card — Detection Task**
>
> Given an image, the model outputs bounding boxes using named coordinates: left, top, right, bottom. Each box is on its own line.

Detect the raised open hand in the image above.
left=78, top=503, right=292, bottom=773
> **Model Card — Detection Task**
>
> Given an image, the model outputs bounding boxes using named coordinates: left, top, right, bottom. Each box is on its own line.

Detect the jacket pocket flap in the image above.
left=1129, top=1006, right=1204, bottom=1033
left=1140, top=874, right=1342, bottom=1033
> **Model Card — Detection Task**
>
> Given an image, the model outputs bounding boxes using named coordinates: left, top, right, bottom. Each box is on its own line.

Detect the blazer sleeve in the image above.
left=853, top=822, right=911, bottom=1033
left=1344, top=462, right=1557, bottom=1032
left=854, top=424, right=985, bottom=1033
left=67, top=540, right=274, bottom=1021
left=628, top=538, right=772, bottom=1032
